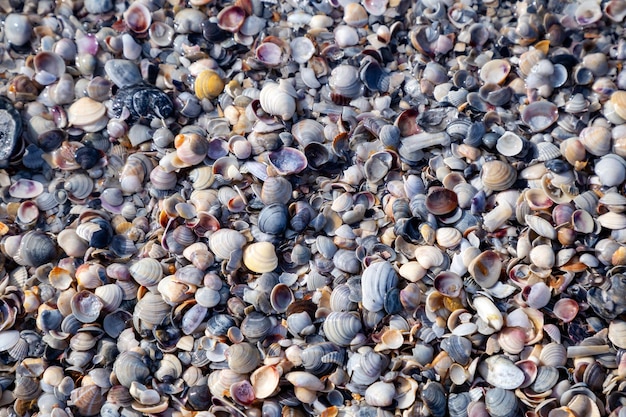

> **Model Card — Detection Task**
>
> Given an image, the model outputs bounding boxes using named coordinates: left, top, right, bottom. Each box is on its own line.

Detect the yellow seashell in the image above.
left=194, top=69, right=224, bottom=100
left=243, top=242, right=278, bottom=273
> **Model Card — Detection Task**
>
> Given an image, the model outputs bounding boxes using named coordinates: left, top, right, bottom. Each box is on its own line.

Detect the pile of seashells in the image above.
left=2, top=0, right=626, bottom=416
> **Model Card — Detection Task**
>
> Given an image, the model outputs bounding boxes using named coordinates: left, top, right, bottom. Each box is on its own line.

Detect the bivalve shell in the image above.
left=243, top=242, right=278, bottom=273
left=481, top=160, right=517, bottom=191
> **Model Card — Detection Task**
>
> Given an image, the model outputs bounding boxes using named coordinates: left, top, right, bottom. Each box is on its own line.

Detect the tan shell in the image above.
left=481, top=160, right=517, bottom=191
left=67, top=97, right=107, bottom=131
left=610, top=90, right=626, bottom=120
left=243, top=242, right=278, bottom=273
left=480, top=59, right=511, bottom=85
left=250, top=365, right=280, bottom=399
left=468, top=250, right=502, bottom=289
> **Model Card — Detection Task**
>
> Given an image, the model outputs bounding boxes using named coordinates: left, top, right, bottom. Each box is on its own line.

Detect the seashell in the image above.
left=480, top=59, right=511, bottom=85
left=104, top=60, right=142, bottom=89
left=334, top=25, right=359, bottom=48
left=259, top=80, right=297, bottom=120
left=261, top=176, right=292, bottom=205
left=440, top=335, right=472, bottom=365
left=33, top=51, right=65, bottom=86
left=363, top=0, right=388, bottom=16
left=270, top=283, right=294, bottom=313
left=129, top=258, right=163, bottom=288
left=343, top=3, right=368, bottom=27
left=485, top=388, right=518, bottom=417
left=521, top=101, right=558, bottom=132
left=123, top=2, right=151, bottom=33
left=531, top=366, right=559, bottom=392
left=113, top=350, right=151, bottom=388
left=10, top=231, right=57, bottom=267
left=64, top=174, right=94, bottom=200
left=481, top=160, right=517, bottom=191
left=268, top=148, right=308, bottom=175
left=9, top=179, right=44, bottom=199
left=208, top=229, right=247, bottom=261
left=217, top=5, right=246, bottom=32
left=529, top=245, right=555, bottom=270
left=329, top=65, right=364, bottom=104
left=539, top=342, right=567, bottom=366
left=575, top=0, right=603, bottom=25
left=240, top=311, right=272, bottom=342
left=595, top=154, right=626, bottom=186
left=598, top=212, right=626, bottom=229
left=243, top=242, right=278, bottom=273
left=421, top=381, right=447, bottom=417
left=580, top=125, right=612, bottom=156
left=478, top=355, right=524, bottom=389
left=286, top=371, right=325, bottom=391
left=365, top=381, right=395, bottom=407
left=149, top=21, right=175, bottom=47
left=323, top=312, right=362, bottom=347
left=68, top=97, right=107, bottom=132
left=361, top=261, right=399, bottom=313
left=525, top=215, right=557, bottom=239
left=608, top=319, right=626, bottom=348
left=150, top=165, right=178, bottom=191
left=473, top=296, right=504, bottom=332
left=5, top=14, right=32, bottom=46
left=250, top=365, right=280, bottom=399
left=256, top=42, right=283, bottom=67
left=16, top=201, right=39, bottom=225
left=425, top=187, right=458, bottom=216
left=468, top=250, right=502, bottom=289
left=226, top=342, right=261, bottom=374
left=175, top=133, right=209, bottom=166
left=71, top=290, right=103, bottom=323
left=195, top=70, right=224, bottom=100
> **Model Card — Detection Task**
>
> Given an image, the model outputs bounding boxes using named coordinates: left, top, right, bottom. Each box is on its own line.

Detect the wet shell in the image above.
left=481, top=160, right=517, bottom=191
left=195, top=70, right=224, bottom=100
left=243, top=242, right=278, bottom=273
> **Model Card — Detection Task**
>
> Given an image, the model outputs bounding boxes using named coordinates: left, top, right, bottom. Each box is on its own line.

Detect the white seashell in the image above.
left=594, top=154, right=626, bottom=187
left=365, top=381, right=395, bottom=407
left=361, top=261, right=398, bottom=313
left=483, top=202, right=513, bottom=232
left=478, top=355, right=525, bottom=390
left=598, top=211, right=626, bottom=229
left=259, top=79, right=297, bottom=120
left=473, top=296, right=503, bottom=332
left=414, top=245, right=445, bottom=269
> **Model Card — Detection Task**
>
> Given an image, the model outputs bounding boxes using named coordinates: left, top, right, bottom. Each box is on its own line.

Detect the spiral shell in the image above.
left=259, top=79, right=298, bottom=120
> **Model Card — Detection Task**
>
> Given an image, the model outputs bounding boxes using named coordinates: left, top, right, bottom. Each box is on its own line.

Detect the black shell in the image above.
left=111, top=83, right=173, bottom=123
left=0, top=97, right=22, bottom=168
left=74, top=146, right=101, bottom=170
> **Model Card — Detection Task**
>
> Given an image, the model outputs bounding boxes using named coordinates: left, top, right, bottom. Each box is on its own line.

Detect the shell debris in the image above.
left=1, top=0, right=626, bottom=417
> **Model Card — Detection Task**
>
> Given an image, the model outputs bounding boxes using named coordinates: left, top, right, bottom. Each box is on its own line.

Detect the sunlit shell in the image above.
left=208, top=228, right=247, bottom=260
left=481, top=160, right=517, bottom=191
left=250, top=365, right=280, bottom=399
left=580, top=125, right=612, bottom=156
left=194, top=70, right=224, bottom=100
left=259, top=79, right=297, bottom=120
left=468, top=250, right=502, bottom=289
left=480, top=59, right=511, bottom=85
left=521, top=101, right=558, bottom=132
left=243, top=242, right=278, bottom=273
left=129, top=258, right=163, bottom=288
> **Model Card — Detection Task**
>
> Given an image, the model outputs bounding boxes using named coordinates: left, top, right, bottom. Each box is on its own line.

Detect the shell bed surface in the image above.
left=2, top=0, right=626, bottom=416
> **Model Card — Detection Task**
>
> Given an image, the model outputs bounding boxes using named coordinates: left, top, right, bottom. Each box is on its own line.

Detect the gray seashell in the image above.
left=440, top=335, right=472, bottom=365
left=240, top=312, right=272, bottom=342
left=485, top=388, right=519, bottom=417
left=333, top=249, right=361, bottom=274
left=104, top=60, right=143, bottom=88
left=12, top=231, right=57, bottom=267
left=301, top=342, right=344, bottom=375
left=421, top=381, right=447, bottom=417
left=361, top=261, right=398, bottom=313
left=64, top=174, right=94, bottom=200
left=347, top=348, right=386, bottom=386
left=226, top=342, right=261, bottom=374
left=287, top=311, right=313, bottom=336
left=206, top=314, right=237, bottom=338
left=208, top=229, right=247, bottom=260
left=113, top=350, right=151, bottom=388
left=478, top=355, right=525, bottom=389
left=260, top=176, right=292, bottom=205
left=5, top=14, right=32, bottom=46
left=448, top=392, right=472, bottom=417
left=85, top=0, right=114, bottom=13
left=323, top=312, right=362, bottom=347
left=531, top=366, right=560, bottom=392
left=330, top=284, right=357, bottom=312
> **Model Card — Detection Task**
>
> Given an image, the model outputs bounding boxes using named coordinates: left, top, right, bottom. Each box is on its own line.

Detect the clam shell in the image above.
left=481, top=160, right=517, bottom=191
left=468, top=250, right=502, bottom=289
left=478, top=355, right=525, bottom=389
left=323, top=312, right=362, bottom=347
left=361, top=261, right=399, bottom=313
left=521, top=101, right=558, bottom=132
left=243, top=242, right=278, bottom=273
left=226, top=342, right=261, bottom=374
left=259, top=79, right=297, bottom=120
left=208, top=229, right=247, bottom=260
left=195, top=70, right=224, bottom=100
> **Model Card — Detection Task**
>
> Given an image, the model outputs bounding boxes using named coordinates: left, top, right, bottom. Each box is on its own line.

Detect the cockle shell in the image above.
left=243, top=242, right=278, bottom=273
left=194, top=70, right=224, bottom=100
left=481, top=160, right=517, bottom=191
left=68, top=97, right=107, bottom=132
left=208, top=229, right=247, bottom=260
left=361, top=261, right=398, bottom=313
left=323, top=312, right=362, bottom=346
